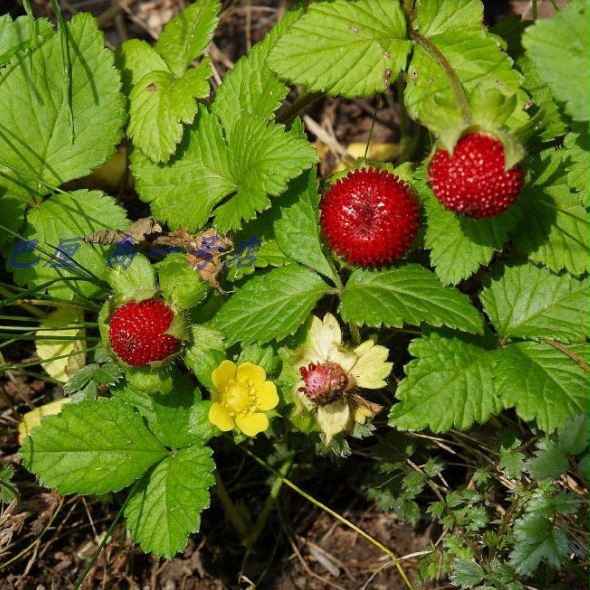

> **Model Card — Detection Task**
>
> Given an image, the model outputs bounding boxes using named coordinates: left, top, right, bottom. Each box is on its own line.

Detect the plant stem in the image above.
left=409, top=29, right=471, bottom=125
left=532, top=0, right=538, bottom=20
left=214, top=470, right=250, bottom=539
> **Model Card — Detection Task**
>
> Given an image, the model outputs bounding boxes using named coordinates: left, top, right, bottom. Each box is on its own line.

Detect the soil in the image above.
left=0, top=1, right=577, bottom=589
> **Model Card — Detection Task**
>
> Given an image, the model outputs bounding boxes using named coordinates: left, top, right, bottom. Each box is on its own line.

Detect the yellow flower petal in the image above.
left=351, top=341, right=392, bottom=389
left=212, top=360, right=237, bottom=390
left=317, top=399, right=350, bottom=442
left=255, top=381, right=279, bottom=411
left=304, top=313, right=343, bottom=364
left=208, top=402, right=235, bottom=431
left=237, top=362, right=266, bottom=385
left=236, top=412, right=269, bottom=437
left=328, top=346, right=357, bottom=373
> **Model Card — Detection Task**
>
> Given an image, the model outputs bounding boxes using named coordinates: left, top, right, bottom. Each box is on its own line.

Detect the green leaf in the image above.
left=214, top=117, right=317, bottom=232
left=511, top=149, right=589, bottom=277
left=423, top=187, right=520, bottom=285
left=128, top=60, right=212, bottom=163
left=499, top=448, right=525, bottom=479
left=340, top=265, right=483, bottom=334
left=21, top=397, right=167, bottom=495
left=522, top=0, right=589, bottom=121
left=0, top=190, right=26, bottom=248
left=7, top=190, right=128, bottom=300
left=416, top=0, right=482, bottom=37
left=114, top=377, right=215, bottom=448
left=451, top=559, right=485, bottom=589
left=124, top=444, right=214, bottom=558
left=157, top=253, right=208, bottom=310
left=154, top=0, right=220, bottom=78
left=509, top=516, right=569, bottom=575
left=526, top=441, right=569, bottom=480
left=107, top=253, right=157, bottom=302
left=0, top=15, right=53, bottom=66
left=0, top=13, right=125, bottom=198
left=564, top=129, right=589, bottom=207
left=268, top=0, right=411, bottom=98
left=213, top=265, right=330, bottom=345
left=273, top=170, right=334, bottom=280
left=557, top=414, right=589, bottom=455
left=496, top=341, right=589, bottom=433
left=388, top=329, right=503, bottom=432
left=480, top=264, right=589, bottom=343
left=211, top=4, right=303, bottom=133
left=131, top=106, right=236, bottom=231
left=184, top=324, right=225, bottom=389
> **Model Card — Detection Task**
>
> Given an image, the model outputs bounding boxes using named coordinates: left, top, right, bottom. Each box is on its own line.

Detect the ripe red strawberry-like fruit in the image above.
left=320, top=168, right=420, bottom=267
left=428, top=132, right=523, bottom=218
left=108, top=298, right=180, bottom=366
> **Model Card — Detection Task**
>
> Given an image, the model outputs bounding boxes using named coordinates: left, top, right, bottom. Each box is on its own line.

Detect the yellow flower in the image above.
left=208, top=360, right=279, bottom=436
left=291, top=313, right=392, bottom=441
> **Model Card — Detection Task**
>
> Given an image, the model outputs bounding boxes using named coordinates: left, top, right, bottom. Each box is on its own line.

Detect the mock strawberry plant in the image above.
left=1, top=0, right=588, bottom=587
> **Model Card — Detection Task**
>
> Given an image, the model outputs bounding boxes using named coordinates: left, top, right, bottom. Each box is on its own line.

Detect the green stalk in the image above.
left=214, top=470, right=250, bottom=539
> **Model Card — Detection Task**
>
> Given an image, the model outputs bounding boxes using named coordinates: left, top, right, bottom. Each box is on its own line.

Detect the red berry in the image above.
left=428, top=133, right=523, bottom=218
left=320, top=168, right=420, bottom=267
left=108, top=299, right=180, bottom=366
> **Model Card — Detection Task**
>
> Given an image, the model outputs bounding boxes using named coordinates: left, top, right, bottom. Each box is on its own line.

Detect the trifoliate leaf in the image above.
left=388, top=329, right=503, bottom=432
left=213, top=265, right=330, bottom=345
left=423, top=187, right=520, bottom=285
left=124, top=444, right=214, bottom=558
left=214, top=117, right=317, bottom=232
left=211, top=3, right=303, bottom=133
left=0, top=14, right=125, bottom=198
left=480, top=264, right=589, bottom=343
left=113, top=376, right=215, bottom=448
left=128, top=60, right=212, bottom=163
left=7, top=190, right=128, bottom=300
left=115, top=39, right=170, bottom=97
left=273, top=170, right=335, bottom=280
left=522, top=0, right=589, bottom=121
left=184, top=324, right=225, bottom=389
left=509, top=516, right=569, bottom=575
left=131, top=106, right=236, bottom=231
left=340, top=265, right=483, bottom=334
left=21, top=397, right=167, bottom=495
left=496, top=341, right=589, bottom=433
left=0, top=191, right=26, bottom=248
left=157, top=253, right=208, bottom=310
left=268, top=0, right=411, bottom=98
left=564, top=129, right=589, bottom=207
left=0, top=15, right=53, bottom=66
left=511, top=149, right=589, bottom=276
left=154, top=0, right=220, bottom=78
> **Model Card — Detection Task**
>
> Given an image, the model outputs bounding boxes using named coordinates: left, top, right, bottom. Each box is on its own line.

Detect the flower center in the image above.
left=222, top=380, right=256, bottom=417
left=299, top=361, right=349, bottom=406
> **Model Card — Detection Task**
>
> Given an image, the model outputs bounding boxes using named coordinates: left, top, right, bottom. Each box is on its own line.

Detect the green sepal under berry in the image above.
left=156, top=253, right=209, bottom=311
left=106, top=253, right=158, bottom=304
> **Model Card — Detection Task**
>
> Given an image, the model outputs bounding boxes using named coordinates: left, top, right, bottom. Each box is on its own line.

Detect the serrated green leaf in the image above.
left=213, top=265, right=330, bottom=345
left=7, top=190, right=128, bottom=300
left=499, top=448, right=525, bottom=479
left=21, top=397, right=167, bottom=495
left=423, top=187, right=520, bottom=285
left=184, top=324, right=225, bottom=389
left=273, top=170, right=334, bottom=280
left=131, top=106, right=236, bottom=230
left=0, top=13, right=124, bottom=198
left=113, top=376, right=214, bottom=448
left=388, top=329, right=503, bottom=432
left=211, top=4, right=303, bottom=133
left=154, top=0, right=220, bottom=78
left=157, top=253, right=208, bottom=310
left=416, top=0, right=482, bottom=37
left=214, top=117, right=317, bottom=232
left=557, top=414, right=589, bottom=455
left=124, top=444, right=214, bottom=558
left=340, top=265, right=483, bottom=334
left=496, top=341, right=589, bottom=433
left=0, top=465, right=16, bottom=503
left=522, top=0, right=589, bottom=121
left=564, top=129, right=589, bottom=207
left=526, top=441, right=569, bottom=480
left=0, top=191, right=26, bottom=248
left=509, top=516, right=569, bottom=575
left=268, top=0, right=411, bottom=98
left=128, top=60, right=212, bottom=163
left=0, top=15, right=53, bottom=66
left=451, top=559, right=485, bottom=588
left=480, top=264, right=589, bottom=343
left=107, top=253, right=157, bottom=302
